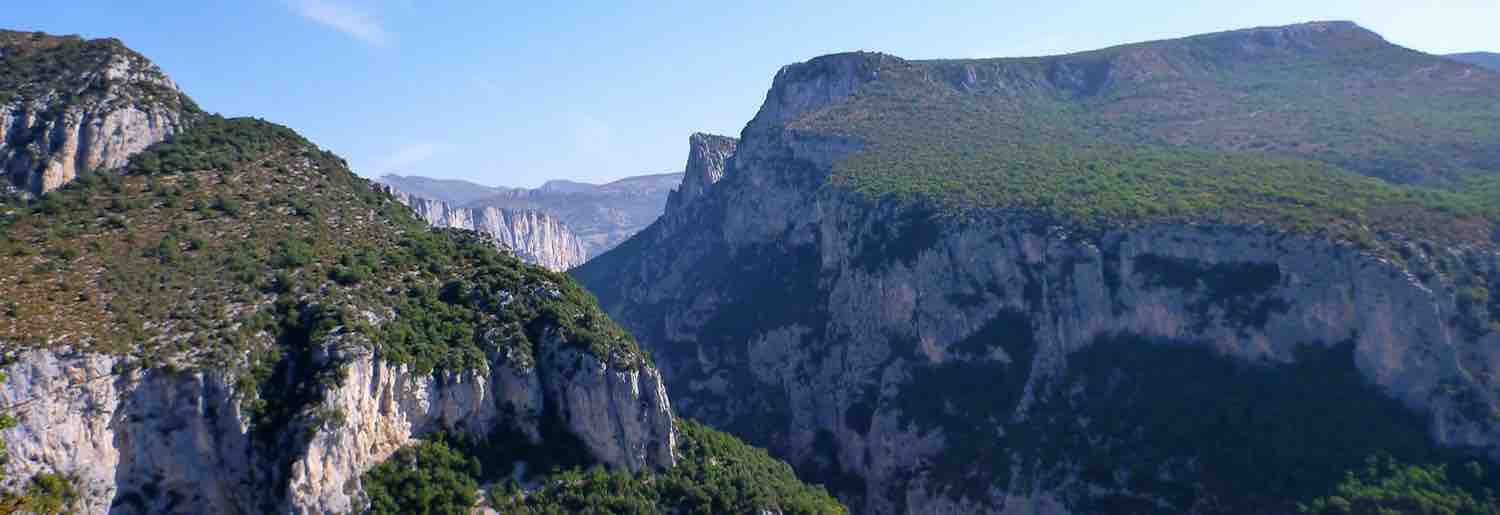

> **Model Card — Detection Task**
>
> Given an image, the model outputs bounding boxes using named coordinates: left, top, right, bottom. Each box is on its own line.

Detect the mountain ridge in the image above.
left=754, top=21, right=1500, bottom=245
left=381, top=185, right=589, bottom=271
left=378, top=171, right=681, bottom=258
left=1, top=29, right=199, bottom=196
left=0, top=30, right=844, bottom=515
left=577, top=21, right=1500, bottom=514
left=1449, top=51, right=1500, bottom=72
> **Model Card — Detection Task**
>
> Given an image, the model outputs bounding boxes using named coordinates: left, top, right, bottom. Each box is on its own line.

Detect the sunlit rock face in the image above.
left=384, top=186, right=589, bottom=271
left=0, top=329, right=676, bottom=514
left=1, top=30, right=197, bottom=196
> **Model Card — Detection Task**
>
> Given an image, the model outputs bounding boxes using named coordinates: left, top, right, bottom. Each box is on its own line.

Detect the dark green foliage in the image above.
left=1301, top=456, right=1500, bottom=515
left=125, top=115, right=312, bottom=178
left=272, top=239, right=314, bottom=269
left=0, top=472, right=79, bottom=514
left=376, top=285, right=486, bottom=374
left=1014, top=336, right=1497, bottom=513
left=213, top=195, right=242, bottom=217
left=491, top=419, right=846, bottom=514
left=1, top=116, right=644, bottom=374
left=362, top=440, right=480, bottom=515
left=362, top=420, right=844, bottom=515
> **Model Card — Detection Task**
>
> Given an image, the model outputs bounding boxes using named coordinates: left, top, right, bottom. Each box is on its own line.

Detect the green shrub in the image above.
left=214, top=195, right=241, bottom=217
left=1300, top=457, right=1499, bottom=515
left=273, top=239, right=314, bottom=269
left=376, top=420, right=846, bottom=515
left=362, top=440, right=480, bottom=515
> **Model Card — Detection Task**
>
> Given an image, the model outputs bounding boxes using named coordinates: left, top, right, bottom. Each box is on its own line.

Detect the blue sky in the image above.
left=7, top=1, right=1497, bottom=187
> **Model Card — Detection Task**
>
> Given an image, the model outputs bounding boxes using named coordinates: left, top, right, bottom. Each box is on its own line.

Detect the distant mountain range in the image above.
left=1448, top=51, right=1500, bottom=71
left=378, top=172, right=681, bottom=258
left=367, top=174, right=506, bottom=205
left=379, top=186, right=589, bottom=271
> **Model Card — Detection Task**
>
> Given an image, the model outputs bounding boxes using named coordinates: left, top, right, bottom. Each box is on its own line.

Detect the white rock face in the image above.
left=575, top=51, right=1500, bottom=514
left=0, top=329, right=676, bottom=514
left=665, top=133, right=737, bottom=213
left=538, top=345, right=677, bottom=472
left=384, top=186, right=589, bottom=271
left=1, top=45, right=194, bottom=196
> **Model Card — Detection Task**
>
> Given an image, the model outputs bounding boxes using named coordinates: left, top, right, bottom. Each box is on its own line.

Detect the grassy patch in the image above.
left=786, top=27, right=1500, bottom=244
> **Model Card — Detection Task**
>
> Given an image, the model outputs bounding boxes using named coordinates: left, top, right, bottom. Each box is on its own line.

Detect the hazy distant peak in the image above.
left=1448, top=52, right=1500, bottom=72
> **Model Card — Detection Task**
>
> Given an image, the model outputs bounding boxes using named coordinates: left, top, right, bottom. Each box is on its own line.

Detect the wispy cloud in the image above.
left=288, top=0, right=389, bottom=46
left=365, top=142, right=449, bottom=176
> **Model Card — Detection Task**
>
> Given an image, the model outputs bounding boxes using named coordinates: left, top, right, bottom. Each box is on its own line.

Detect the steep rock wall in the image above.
left=0, top=329, right=676, bottom=514
left=665, top=133, right=737, bottom=213
left=385, top=187, right=588, bottom=271
left=1, top=35, right=195, bottom=196
left=576, top=52, right=1500, bottom=514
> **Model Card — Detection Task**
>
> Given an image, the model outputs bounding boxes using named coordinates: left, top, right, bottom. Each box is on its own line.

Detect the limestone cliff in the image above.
left=0, top=31, right=839, bottom=514
left=0, top=30, right=197, bottom=196
left=0, top=324, right=675, bottom=514
left=576, top=24, right=1500, bottom=514
left=384, top=186, right=588, bottom=271
left=0, top=115, right=677, bottom=514
left=459, top=172, right=683, bottom=259
left=665, top=133, right=737, bottom=213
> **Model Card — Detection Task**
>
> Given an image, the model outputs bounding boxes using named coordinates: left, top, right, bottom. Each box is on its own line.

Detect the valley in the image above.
left=3, top=12, right=1500, bottom=515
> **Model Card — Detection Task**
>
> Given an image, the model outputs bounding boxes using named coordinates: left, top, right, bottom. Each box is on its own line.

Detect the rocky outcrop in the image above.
left=458, top=172, right=683, bottom=258
left=0, top=327, right=676, bottom=514
left=665, top=133, right=737, bottom=212
left=384, top=186, right=588, bottom=271
left=575, top=45, right=1500, bottom=514
left=1, top=31, right=197, bottom=196
left=378, top=173, right=684, bottom=259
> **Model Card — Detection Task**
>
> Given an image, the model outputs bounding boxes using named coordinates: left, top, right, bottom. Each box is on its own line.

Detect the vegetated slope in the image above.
left=577, top=21, right=1500, bottom=514
left=790, top=22, right=1500, bottom=242
left=366, top=419, right=845, bottom=514
left=0, top=115, right=636, bottom=369
left=1, top=30, right=199, bottom=196
left=1450, top=52, right=1500, bottom=72
left=0, top=116, right=841, bottom=513
left=462, top=172, right=683, bottom=257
